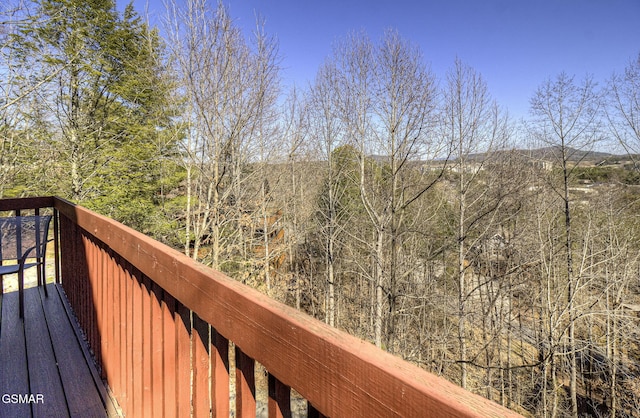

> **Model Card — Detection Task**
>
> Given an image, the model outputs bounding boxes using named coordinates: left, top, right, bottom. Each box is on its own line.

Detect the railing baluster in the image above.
left=307, top=403, right=328, bottom=418
left=193, top=313, right=210, bottom=418
left=113, top=255, right=124, bottom=408
left=103, top=247, right=113, bottom=385
left=34, top=207, right=43, bottom=288
left=162, top=293, right=177, bottom=418
left=151, top=282, right=164, bottom=417
left=211, top=329, right=229, bottom=417
left=268, top=374, right=292, bottom=418
left=82, top=231, right=88, bottom=336
left=88, top=233, right=99, bottom=364
left=235, top=346, right=256, bottom=418
left=142, top=276, right=153, bottom=417
left=65, top=216, right=76, bottom=312
left=53, top=208, right=61, bottom=284
left=132, top=266, right=144, bottom=417
left=79, top=233, right=88, bottom=351
left=124, top=261, right=134, bottom=416
left=176, top=303, right=191, bottom=418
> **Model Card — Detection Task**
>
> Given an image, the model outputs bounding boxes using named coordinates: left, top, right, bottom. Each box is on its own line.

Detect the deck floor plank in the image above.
left=55, top=285, right=120, bottom=417
left=0, top=284, right=118, bottom=418
left=0, top=290, right=31, bottom=418
left=39, top=285, right=107, bottom=417
left=23, top=287, right=69, bottom=417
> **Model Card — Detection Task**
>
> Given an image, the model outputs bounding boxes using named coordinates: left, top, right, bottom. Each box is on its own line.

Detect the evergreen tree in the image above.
left=11, top=0, right=183, bottom=235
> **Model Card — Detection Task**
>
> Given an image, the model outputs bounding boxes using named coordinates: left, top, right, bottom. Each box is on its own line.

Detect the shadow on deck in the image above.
left=0, top=284, right=120, bottom=417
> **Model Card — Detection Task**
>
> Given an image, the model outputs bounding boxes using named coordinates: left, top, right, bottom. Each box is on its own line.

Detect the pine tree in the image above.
left=11, top=0, right=183, bottom=235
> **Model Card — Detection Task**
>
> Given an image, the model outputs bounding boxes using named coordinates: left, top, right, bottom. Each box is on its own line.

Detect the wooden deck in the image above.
left=0, top=196, right=524, bottom=418
left=0, top=284, right=120, bottom=418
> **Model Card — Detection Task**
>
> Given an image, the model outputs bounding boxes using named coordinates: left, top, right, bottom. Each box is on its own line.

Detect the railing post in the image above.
left=53, top=208, right=61, bottom=284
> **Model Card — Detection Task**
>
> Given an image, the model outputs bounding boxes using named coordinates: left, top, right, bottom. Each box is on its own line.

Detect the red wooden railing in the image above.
left=0, top=197, right=523, bottom=418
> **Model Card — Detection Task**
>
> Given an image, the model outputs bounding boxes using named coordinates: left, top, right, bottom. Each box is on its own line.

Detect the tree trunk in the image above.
left=562, top=148, right=578, bottom=418
left=374, top=229, right=384, bottom=348
left=458, top=167, right=468, bottom=389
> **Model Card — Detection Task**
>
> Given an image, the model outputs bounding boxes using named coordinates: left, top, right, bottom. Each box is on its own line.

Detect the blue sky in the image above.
left=129, top=0, right=640, bottom=121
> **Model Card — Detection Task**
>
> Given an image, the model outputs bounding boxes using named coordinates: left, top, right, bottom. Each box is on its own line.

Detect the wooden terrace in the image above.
left=0, top=197, right=523, bottom=417
left=0, top=284, right=119, bottom=417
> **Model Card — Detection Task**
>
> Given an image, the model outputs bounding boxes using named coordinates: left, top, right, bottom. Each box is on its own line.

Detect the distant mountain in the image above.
left=466, top=146, right=636, bottom=164
left=369, top=147, right=637, bottom=166
left=516, top=146, right=616, bottom=162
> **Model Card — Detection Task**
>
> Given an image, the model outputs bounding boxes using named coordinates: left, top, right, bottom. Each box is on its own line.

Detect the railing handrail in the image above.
left=0, top=196, right=56, bottom=212
left=2, top=196, right=523, bottom=417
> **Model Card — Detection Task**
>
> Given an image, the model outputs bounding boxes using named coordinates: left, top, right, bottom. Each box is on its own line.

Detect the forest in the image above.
left=1, top=0, right=640, bottom=417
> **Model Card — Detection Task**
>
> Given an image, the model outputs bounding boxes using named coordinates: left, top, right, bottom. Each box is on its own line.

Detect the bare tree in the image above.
left=329, top=29, right=445, bottom=349
left=278, top=87, right=313, bottom=309
left=608, top=53, right=640, bottom=162
left=439, top=58, right=511, bottom=389
left=588, top=191, right=640, bottom=418
left=308, top=60, right=351, bottom=327
left=0, top=1, right=25, bottom=197
left=166, top=0, right=279, bottom=269
left=529, top=72, right=602, bottom=418
left=0, top=1, right=59, bottom=197
left=0, top=0, right=69, bottom=115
